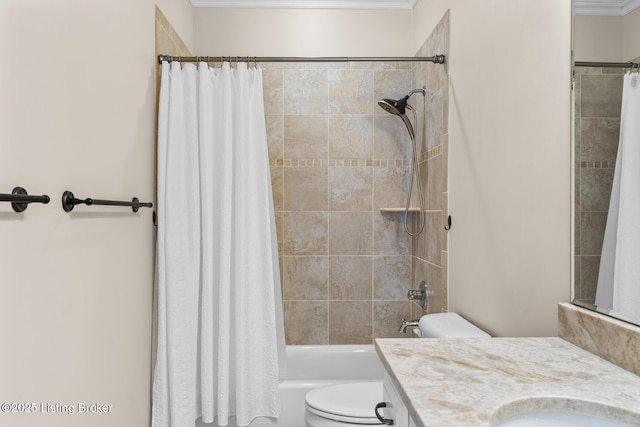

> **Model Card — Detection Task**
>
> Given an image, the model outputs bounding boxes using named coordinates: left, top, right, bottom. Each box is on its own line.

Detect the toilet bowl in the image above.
left=304, top=312, right=489, bottom=426
left=304, top=381, right=384, bottom=426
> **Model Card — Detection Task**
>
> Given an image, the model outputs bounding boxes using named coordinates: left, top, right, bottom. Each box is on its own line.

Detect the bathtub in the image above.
left=197, top=345, right=384, bottom=427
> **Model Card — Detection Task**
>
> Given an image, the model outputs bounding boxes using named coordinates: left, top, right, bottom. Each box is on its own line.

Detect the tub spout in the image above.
left=399, top=318, right=420, bottom=333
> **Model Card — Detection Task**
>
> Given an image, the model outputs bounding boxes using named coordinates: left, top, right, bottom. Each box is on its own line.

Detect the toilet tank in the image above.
left=418, top=313, right=491, bottom=338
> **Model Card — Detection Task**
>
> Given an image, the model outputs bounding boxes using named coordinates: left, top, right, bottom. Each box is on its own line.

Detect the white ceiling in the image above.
left=189, top=0, right=640, bottom=15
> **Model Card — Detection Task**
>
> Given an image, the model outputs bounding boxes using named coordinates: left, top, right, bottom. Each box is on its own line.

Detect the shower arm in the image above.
left=407, top=88, right=426, bottom=98
left=400, top=88, right=427, bottom=139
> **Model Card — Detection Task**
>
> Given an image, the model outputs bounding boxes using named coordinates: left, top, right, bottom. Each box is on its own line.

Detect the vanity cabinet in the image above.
left=380, top=373, right=409, bottom=427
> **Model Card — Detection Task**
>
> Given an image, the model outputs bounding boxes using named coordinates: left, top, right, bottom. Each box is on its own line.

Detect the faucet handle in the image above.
left=407, top=281, right=432, bottom=310
left=407, top=289, right=425, bottom=299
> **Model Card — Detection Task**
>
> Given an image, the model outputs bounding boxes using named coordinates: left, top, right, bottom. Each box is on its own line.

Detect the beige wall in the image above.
left=623, top=7, right=640, bottom=61
left=194, top=8, right=413, bottom=57
left=574, top=16, right=623, bottom=62
left=575, top=10, right=640, bottom=62
left=0, top=1, right=189, bottom=426
left=414, top=0, right=572, bottom=336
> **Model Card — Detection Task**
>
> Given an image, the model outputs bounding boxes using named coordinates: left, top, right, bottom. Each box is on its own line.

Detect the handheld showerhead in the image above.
left=377, top=88, right=425, bottom=117
left=377, top=87, right=427, bottom=237
left=377, top=88, right=426, bottom=139
left=377, top=95, right=410, bottom=116
left=378, top=96, right=415, bottom=139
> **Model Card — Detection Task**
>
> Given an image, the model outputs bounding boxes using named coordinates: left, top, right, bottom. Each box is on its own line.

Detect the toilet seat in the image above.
left=305, top=381, right=383, bottom=425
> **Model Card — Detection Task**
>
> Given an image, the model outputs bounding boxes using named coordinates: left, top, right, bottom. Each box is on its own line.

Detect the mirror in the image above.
left=572, top=1, right=640, bottom=326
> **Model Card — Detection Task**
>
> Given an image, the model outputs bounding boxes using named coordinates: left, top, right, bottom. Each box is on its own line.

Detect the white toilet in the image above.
left=417, top=312, right=491, bottom=338
left=305, top=382, right=385, bottom=426
left=303, top=313, right=490, bottom=427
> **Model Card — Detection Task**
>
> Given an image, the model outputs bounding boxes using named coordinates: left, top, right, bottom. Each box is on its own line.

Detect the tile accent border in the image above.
left=421, top=144, right=444, bottom=163
left=271, top=158, right=411, bottom=167
left=558, top=302, right=640, bottom=376
left=579, top=160, right=615, bottom=169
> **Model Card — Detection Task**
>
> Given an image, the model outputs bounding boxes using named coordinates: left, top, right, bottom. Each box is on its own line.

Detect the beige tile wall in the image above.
left=155, top=7, right=192, bottom=97
left=411, top=11, right=450, bottom=320
left=263, top=61, right=417, bottom=344
left=573, top=66, right=623, bottom=303
left=156, top=7, right=191, bottom=59
left=265, top=14, right=450, bottom=344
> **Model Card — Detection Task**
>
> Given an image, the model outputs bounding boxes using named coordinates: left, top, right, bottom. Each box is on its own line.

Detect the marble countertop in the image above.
left=375, top=337, right=640, bottom=427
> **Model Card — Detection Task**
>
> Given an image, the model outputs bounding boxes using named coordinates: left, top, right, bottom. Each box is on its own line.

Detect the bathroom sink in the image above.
left=496, top=411, right=634, bottom=427
left=492, top=398, right=640, bottom=427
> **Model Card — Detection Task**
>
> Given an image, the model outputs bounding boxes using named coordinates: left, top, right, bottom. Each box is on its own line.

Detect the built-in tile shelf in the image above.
left=379, top=207, right=420, bottom=213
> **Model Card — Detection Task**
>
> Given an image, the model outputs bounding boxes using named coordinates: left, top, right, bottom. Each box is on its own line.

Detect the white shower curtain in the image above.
left=595, top=70, right=640, bottom=325
left=153, top=61, right=286, bottom=427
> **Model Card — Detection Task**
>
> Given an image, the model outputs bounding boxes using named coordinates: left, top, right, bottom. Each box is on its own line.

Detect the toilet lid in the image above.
left=305, top=381, right=383, bottom=423
left=419, top=312, right=491, bottom=338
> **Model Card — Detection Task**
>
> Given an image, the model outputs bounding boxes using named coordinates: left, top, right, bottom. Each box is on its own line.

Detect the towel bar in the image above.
left=61, top=191, right=152, bottom=213
left=0, top=187, right=50, bottom=212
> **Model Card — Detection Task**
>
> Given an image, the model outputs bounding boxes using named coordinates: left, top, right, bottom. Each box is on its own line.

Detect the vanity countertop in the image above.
left=375, top=337, right=640, bottom=427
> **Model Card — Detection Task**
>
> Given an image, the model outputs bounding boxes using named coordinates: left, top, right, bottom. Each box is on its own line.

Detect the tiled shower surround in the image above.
left=155, top=6, right=450, bottom=346
left=411, top=12, right=449, bottom=322
left=264, top=13, right=450, bottom=344
left=573, top=66, right=623, bottom=303
left=263, top=62, right=415, bottom=344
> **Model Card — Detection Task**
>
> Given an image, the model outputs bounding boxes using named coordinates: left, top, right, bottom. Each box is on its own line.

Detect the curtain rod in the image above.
left=575, top=61, right=638, bottom=68
left=158, top=54, right=446, bottom=64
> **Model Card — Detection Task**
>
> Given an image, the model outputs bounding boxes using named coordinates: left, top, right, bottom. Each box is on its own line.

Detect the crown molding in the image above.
left=191, top=0, right=638, bottom=12
left=189, top=0, right=418, bottom=9
left=574, top=0, right=640, bottom=16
